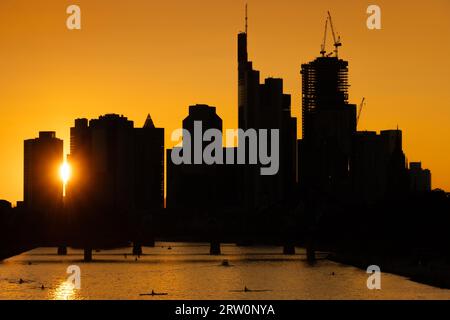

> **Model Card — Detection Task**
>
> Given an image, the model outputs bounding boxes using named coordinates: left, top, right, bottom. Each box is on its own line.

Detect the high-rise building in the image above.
left=379, top=130, right=409, bottom=196
left=67, top=114, right=164, bottom=242
left=0, top=200, right=12, bottom=220
left=409, top=162, right=431, bottom=193
left=353, top=130, right=409, bottom=204
left=166, top=104, right=242, bottom=211
left=24, top=131, right=63, bottom=213
left=301, top=57, right=352, bottom=139
left=237, top=27, right=297, bottom=210
left=182, top=104, right=223, bottom=164
left=134, top=115, right=165, bottom=213
left=299, top=57, right=356, bottom=198
left=298, top=54, right=413, bottom=203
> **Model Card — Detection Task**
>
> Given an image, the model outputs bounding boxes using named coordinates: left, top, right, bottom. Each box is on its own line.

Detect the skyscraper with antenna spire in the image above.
left=237, top=5, right=297, bottom=210
left=238, top=4, right=257, bottom=132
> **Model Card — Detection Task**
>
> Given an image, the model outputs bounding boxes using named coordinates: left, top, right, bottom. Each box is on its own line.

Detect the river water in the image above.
left=0, top=243, right=449, bottom=300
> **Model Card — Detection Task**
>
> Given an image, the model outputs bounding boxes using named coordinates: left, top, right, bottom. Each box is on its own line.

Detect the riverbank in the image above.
left=329, top=251, right=450, bottom=290
left=0, top=245, right=36, bottom=262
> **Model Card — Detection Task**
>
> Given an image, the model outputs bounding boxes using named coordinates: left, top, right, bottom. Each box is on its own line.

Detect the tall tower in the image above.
left=238, top=5, right=260, bottom=132
left=299, top=56, right=356, bottom=197
left=166, top=104, right=224, bottom=211
left=301, top=57, right=352, bottom=139
left=135, top=114, right=165, bottom=212
left=67, top=114, right=164, bottom=245
left=24, top=131, right=63, bottom=214
left=237, top=5, right=259, bottom=210
left=183, top=104, right=223, bottom=164
left=237, top=5, right=297, bottom=210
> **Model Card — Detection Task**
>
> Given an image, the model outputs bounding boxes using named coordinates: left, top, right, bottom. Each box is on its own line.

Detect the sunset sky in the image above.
left=1, top=0, right=449, bottom=203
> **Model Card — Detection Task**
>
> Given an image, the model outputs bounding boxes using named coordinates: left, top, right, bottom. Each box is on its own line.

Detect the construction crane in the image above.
left=357, top=97, right=366, bottom=128
left=327, top=11, right=342, bottom=57
left=320, top=18, right=328, bottom=57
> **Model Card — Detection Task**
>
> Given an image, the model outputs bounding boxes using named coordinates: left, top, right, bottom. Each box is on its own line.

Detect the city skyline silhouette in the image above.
left=1, top=2, right=450, bottom=303
left=0, top=2, right=444, bottom=244
left=0, top=1, right=450, bottom=204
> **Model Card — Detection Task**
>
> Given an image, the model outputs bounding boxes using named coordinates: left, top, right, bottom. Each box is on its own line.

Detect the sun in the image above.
left=59, top=161, right=71, bottom=184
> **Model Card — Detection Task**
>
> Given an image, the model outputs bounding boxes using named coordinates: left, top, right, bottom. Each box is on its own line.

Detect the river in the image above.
left=0, top=243, right=449, bottom=300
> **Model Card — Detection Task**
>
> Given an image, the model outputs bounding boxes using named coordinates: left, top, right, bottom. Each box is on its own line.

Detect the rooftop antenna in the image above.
left=245, top=3, right=248, bottom=34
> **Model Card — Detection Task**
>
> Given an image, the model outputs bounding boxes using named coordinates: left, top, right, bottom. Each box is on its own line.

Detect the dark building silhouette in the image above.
left=67, top=114, right=164, bottom=243
left=0, top=200, right=11, bottom=246
left=299, top=57, right=356, bottom=200
left=298, top=50, right=414, bottom=205
left=0, top=200, right=11, bottom=211
left=182, top=104, right=223, bottom=164
left=238, top=28, right=297, bottom=211
left=409, top=162, right=432, bottom=193
left=1, top=9, right=447, bottom=275
left=166, top=104, right=242, bottom=212
left=0, top=200, right=12, bottom=220
left=379, top=130, right=409, bottom=196
left=353, top=130, right=409, bottom=204
left=135, top=115, right=165, bottom=212
left=24, top=131, right=63, bottom=214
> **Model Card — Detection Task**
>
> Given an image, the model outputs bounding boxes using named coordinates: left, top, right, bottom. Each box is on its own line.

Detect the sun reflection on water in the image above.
left=52, top=280, right=78, bottom=300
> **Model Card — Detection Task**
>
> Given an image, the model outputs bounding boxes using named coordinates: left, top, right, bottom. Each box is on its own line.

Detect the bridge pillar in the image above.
left=132, top=243, right=142, bottom=256
left=306, top=244, right=316, bottom=263
left=210, top=241, right=221, bottom=255
left=57, top=246, right=67, bottom=256
left=283, top=244, right=296, bottom=255
left=146, top=237, right=155, bottom=247
left=84, top=248, right=93, bottom=262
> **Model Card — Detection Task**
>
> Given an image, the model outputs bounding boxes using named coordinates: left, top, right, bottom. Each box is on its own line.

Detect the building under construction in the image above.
left=298, top=12, right=416, bottom=204
left=301, top=57, right=351, bottom=139
left=299, top=56, right=356, bottom=200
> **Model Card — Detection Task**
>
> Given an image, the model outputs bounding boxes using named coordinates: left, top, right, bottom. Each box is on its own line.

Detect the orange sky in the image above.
left=1, top=0, right=449, bottom=203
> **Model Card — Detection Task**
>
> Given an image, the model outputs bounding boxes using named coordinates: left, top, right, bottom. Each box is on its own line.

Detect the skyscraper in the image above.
left=167, top=104, right=231, bottom=211
left=353, top=129, right=409, bottom=204
left=67, top=114, right=164, bottom=244
left=237, top=21, right=297, bottom=211
left=24, top=131, right=63, bottom=213
left=409, top=162, right=432, bottom=193
left=182, top=104, right=223, bottom=165
left=135, top=115, right=165, bottom=212
left=299, top=57, right=357, bottom=198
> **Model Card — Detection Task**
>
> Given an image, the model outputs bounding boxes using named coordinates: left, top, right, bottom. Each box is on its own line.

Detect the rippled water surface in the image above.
left=1, top=243, right=449, bottom=300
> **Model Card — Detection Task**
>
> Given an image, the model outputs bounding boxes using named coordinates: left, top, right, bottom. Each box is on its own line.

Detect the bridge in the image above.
left=0, top=237, right=304, bottom=262
left=0, top=203, right=316, bottom=263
